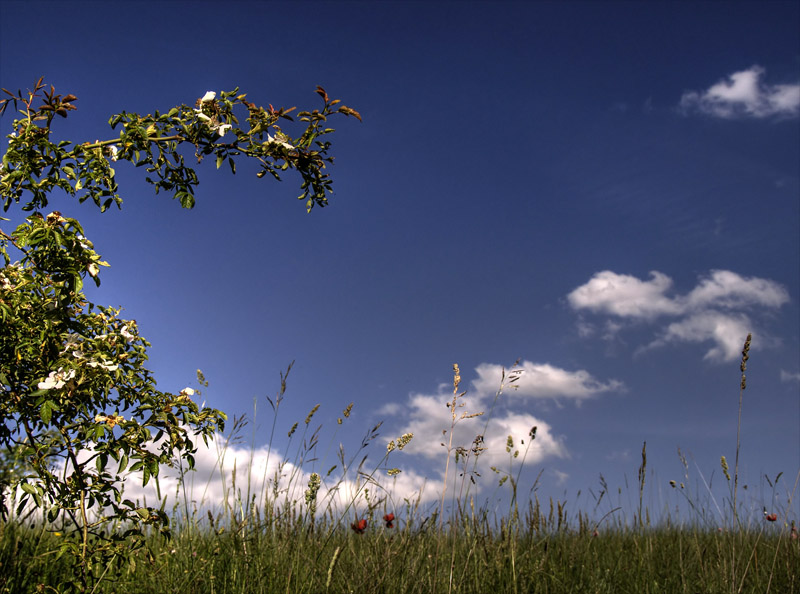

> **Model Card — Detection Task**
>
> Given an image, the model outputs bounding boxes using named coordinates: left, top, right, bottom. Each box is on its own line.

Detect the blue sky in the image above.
left=2, top=1, right=798, bottom=524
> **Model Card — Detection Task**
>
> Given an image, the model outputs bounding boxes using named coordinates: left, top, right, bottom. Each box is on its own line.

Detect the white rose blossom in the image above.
left=217, top=123, right=232, bottom=137
left=103, top=145, right=118, bottom=162
left=267, top=134, right=294, bottom=150
left=87, top=359, right=119, bottom=372
left=38, top=368, right=76, bottom=390
left=200, top=91, right=216, bottom=102
left=120, top=326, right=135, bottom=343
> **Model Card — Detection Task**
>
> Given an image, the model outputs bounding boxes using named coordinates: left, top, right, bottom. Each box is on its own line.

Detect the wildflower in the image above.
left=200, top=91, right=216, bottom=102
left=88, top=262, right=100, bottom=277
left=120, top=325, right=135, bottom=343
left=267, top=133, right=294, bottom=150
left=38, top=368, right=76, bottom=390
left=791, top=521, right=798, bottom=540
left=179, top=387, right=195, bottom=398
left=87, top=359, right=119, bottom=372
left=217, top=123, right=232, bottom=137
left=194, top=109, right=212, bottom=122
left=350, top=519, right=367, bottom=534
left=765, top=513, right=777, bottom=522
left=383, top=513, right=395, bottom=528
left=103, top=145, right=118, bottom=162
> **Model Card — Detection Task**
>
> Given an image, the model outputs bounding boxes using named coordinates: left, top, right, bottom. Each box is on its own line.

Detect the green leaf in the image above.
left=40, top=400, right=55, bottom=424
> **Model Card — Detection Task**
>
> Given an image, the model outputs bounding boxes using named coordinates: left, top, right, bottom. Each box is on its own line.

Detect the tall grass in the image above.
left=1, top=338, right=798, bottom=593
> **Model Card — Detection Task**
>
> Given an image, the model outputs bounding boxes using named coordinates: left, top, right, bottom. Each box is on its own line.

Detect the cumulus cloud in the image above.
left=569, top=269, right=789, bottom=362
left=3, top=426, right=436, bottom=524
left=393, top=389, right=568, bottom=501
left=644, top=311, right=754, bottom=362
left=471, top=361, right=623, bottom=402
left=8, top=361, right=618, bottom=521
left=381, top=360, right=623, bottom=502
left=679, top=66, right=800, bottom=119
left=684, top=270, right=790, bottom=310
left=567, top=271, right=681, bottom=318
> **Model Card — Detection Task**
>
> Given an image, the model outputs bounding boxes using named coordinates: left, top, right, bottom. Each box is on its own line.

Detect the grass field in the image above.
left=2, top=497, right=798, bottom=593
left=1, top=351, right=798, bottom=593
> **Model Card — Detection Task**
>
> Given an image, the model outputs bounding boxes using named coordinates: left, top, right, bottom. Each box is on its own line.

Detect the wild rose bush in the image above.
left=0, top=78, right=359, bottom=592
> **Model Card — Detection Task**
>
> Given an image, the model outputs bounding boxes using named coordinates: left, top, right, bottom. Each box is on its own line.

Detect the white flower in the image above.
left=77, top=235, right=93, bottom=250
left=38, top=368, right=76, bottom=390
left=104, top=145, right=118, bottom=162
left=267, top=134, right=294, bottom=150
left=217, top=124, right=232, bottom=137
left=120, top=326, right=135, bottom=343
left=87, top=263, right=100, bottom=277
left=180, top=387, right=195, bottom=397
left=194, top=109, right=212, bottom=122
left=87, top=359, right=119, bottom=372
left=200, top=91, right=216, bottom=102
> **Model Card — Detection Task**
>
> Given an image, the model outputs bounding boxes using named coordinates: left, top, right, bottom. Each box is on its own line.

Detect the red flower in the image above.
left=765, top=513, right=777, bottom=522
left=351, top=518, right=367, bottom=534
left=383, top=513, right=395, bottom=528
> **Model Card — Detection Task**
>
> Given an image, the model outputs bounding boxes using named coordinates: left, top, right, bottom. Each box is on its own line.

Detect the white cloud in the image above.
left=379, top=361, right=594, bottom=503
left=483, top=412, right=567, bottom=468
left=684, top=270, right=789, bottom=310
left=780, top=370, right=800, bottom=383
left=5, top=427, right=437, bottom=523
left=552, top=469, right=569, bottom=486
left=679, top=66, right=800, bottom=119
left=569, top=269, right=789, bottom=362
left=566, top=270, right=681, bottom=318
left=644, top=311, right=753, bottom=362
left=393, top=391, right=568, bottom=502
left=472, top=361, right=623, bottom=402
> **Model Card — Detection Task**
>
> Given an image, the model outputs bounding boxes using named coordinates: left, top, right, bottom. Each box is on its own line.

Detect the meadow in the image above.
left=1, top=352, right=798, bottom=594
